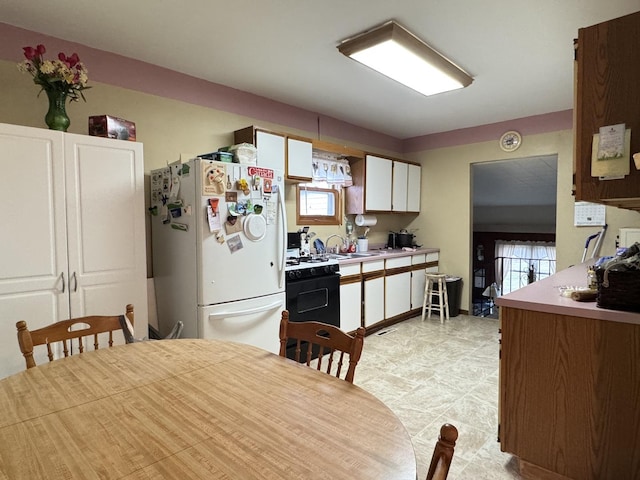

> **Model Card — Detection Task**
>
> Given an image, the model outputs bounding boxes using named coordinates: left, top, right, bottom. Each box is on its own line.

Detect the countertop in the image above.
left=496, top=262, right=640, bottom=326
left=333, top=247, right=439, bottom=266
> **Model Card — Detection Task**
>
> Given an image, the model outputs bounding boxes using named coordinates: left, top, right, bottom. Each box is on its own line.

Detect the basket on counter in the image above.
left=595, top=242, right=640, bottom=312
left=595, top=267, right=640, bottom=312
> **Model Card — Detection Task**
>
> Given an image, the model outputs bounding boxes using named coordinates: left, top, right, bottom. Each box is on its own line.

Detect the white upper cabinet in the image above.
left=286, top=137, right=313, bottom=181
left=392, top=161, right=421, bottom=212
left=392, top=161, right=408, bottom=212
left=235, top=127, right=313, bottom=179
left=407, top=163, right=421, bottom=212
left=365, top=155, right=393, bottom=211
left=256, top=130, right=285, bottom=172
left=346, top=154, right=420, bottom=214
left=234, top=127, right=285, bottom=172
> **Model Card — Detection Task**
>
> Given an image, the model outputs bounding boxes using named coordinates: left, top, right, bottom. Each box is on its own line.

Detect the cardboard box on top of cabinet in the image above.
left=88, top=115, right=136, bottom=141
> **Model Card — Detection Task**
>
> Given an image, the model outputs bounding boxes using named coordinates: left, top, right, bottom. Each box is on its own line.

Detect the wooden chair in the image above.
left=278, top=310, right=365, bottom=383
left=426, top=423, right=459, bottom=480
left=16, top=304, right=134, bottom=369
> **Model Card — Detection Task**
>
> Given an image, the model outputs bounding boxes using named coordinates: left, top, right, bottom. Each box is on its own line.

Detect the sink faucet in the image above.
left=325, top=234, right=346, bottom=254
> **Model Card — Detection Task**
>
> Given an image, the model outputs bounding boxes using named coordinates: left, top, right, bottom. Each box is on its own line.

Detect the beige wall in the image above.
left=0, top=59, right=408, bottom=273
left=0, top=59, right=418, bottom=256
left=3, top=59, right=639, bottom=312
left=406, top=129, right=640, bottom=310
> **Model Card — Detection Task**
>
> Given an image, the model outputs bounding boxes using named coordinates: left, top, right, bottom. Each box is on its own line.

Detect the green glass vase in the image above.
left=44, top=89, right=70, bottom=132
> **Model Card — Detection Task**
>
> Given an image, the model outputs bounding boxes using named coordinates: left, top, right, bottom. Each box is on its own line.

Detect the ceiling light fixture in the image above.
left=337, top=20, right=473, bottom=96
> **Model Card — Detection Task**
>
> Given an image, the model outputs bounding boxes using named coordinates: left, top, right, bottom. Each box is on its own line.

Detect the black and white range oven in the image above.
left=284, top=256, right=340, bottom=361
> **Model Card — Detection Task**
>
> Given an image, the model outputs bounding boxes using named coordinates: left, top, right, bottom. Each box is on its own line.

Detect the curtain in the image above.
left=495, top=242, right=517, bottom=293
left=495, top=240, right=556, bottom=294
left=312, top=158, right=352, bottom=186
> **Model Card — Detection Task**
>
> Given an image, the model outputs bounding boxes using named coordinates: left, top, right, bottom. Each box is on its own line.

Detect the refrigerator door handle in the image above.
left=207, top=299, right=284, bottom=320
left=278, top=186, right=287, bottom=289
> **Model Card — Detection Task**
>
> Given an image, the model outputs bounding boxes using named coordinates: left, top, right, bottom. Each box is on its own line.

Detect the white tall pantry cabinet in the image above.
left=0, top=123, right=147, bottom=378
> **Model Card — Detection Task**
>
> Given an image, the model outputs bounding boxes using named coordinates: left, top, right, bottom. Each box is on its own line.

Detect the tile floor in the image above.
left=353, top=313, right=521, bottom=479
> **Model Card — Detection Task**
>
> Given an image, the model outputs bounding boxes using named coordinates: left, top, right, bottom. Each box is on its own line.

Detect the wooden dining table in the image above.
left=0, top=339, right=416, bottom=479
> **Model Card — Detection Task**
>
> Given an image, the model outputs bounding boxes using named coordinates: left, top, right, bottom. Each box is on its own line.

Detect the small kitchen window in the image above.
left=296, top=185, right=340, bottom=225
left=296, top=156, right=352, bottom=225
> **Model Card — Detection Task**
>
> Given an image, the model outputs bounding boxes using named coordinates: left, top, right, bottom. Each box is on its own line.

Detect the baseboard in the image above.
left=519, top=459, right=574, bottom=480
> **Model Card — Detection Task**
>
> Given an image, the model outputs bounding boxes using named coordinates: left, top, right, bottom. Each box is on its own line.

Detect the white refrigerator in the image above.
left=150, top=158, right=287, bottom=353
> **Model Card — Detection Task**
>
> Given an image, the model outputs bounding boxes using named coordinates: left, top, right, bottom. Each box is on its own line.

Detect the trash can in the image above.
left=445, top=276, right=463, bottom=317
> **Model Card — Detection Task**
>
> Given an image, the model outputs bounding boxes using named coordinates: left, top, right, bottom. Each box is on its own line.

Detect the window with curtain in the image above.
left=296, top=156, right=352, bottom=225
left=495, top=241, right=556, bottom=295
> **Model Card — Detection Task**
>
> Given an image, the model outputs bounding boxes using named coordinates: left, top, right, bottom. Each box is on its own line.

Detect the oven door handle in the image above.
left=207, top=299, right=284, bottom=320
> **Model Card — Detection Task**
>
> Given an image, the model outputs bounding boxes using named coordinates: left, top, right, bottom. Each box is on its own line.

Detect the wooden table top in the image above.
left=0, top=339, right=416, bottom=479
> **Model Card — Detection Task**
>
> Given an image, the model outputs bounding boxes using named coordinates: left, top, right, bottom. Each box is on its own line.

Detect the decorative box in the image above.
left=88, top=115, right=136, bottom=141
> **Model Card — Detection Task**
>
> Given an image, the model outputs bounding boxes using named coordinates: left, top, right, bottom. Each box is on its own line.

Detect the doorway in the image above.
left=471, top=155, right=558, bottom=317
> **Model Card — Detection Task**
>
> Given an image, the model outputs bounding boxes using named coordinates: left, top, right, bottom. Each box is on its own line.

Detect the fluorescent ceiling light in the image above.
left=337, top=20, right=473, bottom=96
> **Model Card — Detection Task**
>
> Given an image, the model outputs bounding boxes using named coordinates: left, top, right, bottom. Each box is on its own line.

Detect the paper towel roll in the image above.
left=355, top=214, right=377, bottom=226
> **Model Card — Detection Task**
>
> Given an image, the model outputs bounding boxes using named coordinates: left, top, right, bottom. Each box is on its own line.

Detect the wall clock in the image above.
left=499, top=131, right=522, bottom=152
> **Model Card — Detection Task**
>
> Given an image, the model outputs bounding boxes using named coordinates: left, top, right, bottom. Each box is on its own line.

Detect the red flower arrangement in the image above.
left=18, top=44, right=90, bottom=102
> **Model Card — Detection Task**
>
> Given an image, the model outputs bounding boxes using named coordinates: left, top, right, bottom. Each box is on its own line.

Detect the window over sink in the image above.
left=295, top=155, right=352, bottom=226
left=296, top=184, right=340, bottom=225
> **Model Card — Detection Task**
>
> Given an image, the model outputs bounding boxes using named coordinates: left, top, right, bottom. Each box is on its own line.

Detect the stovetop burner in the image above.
left=285, top=255, right=340, bottom=278
left=301, top=256, right=327, bottom=264
left=286, top=255, right=332, bottom=266
left=286, top=257, right=300, bottom=267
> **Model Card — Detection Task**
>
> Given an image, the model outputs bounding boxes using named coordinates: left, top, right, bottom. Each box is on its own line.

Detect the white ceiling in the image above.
left=1, top=1, right=638, bottom=140
left=473, top=156, right=558, bottom=207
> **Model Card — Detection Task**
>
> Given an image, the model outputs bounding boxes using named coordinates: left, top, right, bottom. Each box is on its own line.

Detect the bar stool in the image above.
left=422, top=273, right=450, bottom=323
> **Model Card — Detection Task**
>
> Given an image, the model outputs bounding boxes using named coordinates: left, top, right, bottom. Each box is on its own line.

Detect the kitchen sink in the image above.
left=329, top=252, right=378, bottom=259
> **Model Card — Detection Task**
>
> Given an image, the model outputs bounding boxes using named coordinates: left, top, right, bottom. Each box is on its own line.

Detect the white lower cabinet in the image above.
left=426, top=252, right=439, bottom=265
left=340, top=281, right=362, bottom=332
left=411, top=269, right=426, bottom=311
left=341, top=252, right=439, bottom=331
left=385, top=271, right=411, bottom=318
left=385, top=256, right=412, bottom=318
left=410, top=254, right=427, bottom=310
left=411, top=276, right=427, bottom=310
left=362, top=260, right=385, bottom=327
left=363, top=276, right=385, bottom=327
left=339, top=263, right=362, bottom=332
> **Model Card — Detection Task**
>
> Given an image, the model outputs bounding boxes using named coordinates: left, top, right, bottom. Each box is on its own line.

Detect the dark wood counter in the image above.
left=497, top=265, right=640, bottom=479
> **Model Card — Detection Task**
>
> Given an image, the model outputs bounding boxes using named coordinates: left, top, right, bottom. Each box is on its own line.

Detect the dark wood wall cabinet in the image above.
left=574, top=11, right=640, bottom=211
